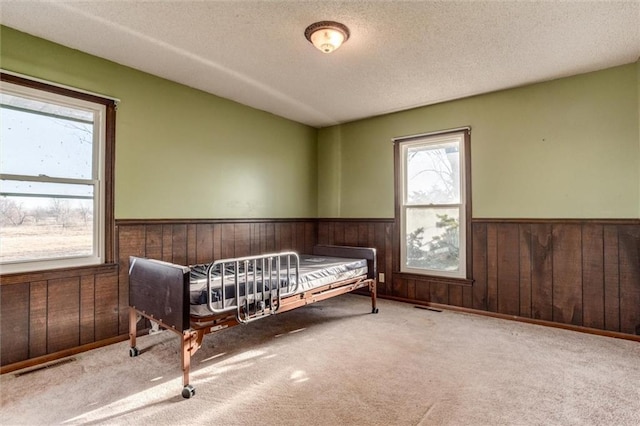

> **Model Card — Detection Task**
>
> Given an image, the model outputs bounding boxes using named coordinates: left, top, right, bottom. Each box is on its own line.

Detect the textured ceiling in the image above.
left=1, top=1, right=638, bottom=128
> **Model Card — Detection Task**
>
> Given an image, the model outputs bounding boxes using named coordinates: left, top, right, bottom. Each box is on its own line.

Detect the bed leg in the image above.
left=181, top=332, right=196, bottom=399
left=370, top=281, right=379, bottom=314
left=128, top=308, right=140, bottom=357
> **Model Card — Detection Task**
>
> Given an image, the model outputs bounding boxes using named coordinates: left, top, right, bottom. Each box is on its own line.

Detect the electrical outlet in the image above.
left=379, top=273, right=385, bottom=283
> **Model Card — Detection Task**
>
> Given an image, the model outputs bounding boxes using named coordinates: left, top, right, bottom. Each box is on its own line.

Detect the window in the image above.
left=0, top=73, right=115, bottom=274
left=395, top=129, right=470, bottom=279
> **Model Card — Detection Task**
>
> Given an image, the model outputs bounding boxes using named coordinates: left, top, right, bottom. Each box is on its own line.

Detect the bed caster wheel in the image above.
left=129, top=347, right=139, bottom=357
left=372, top=308, right=379, bottom=314
left=182, top=385, right=195, bottom=399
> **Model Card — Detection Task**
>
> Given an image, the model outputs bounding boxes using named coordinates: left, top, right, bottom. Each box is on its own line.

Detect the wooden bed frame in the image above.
left=128, top=245, right=377, bottom=398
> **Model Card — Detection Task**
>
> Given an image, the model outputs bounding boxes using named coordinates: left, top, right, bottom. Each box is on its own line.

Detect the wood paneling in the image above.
left=95, top=272, right=119, bottom=340
left=196, top=224, right=214, bottom=263
left=29, top=281, right=48, bottom=358
left=497, top=224, right=520, bottom=316
left=582, top=224, right=604, bottom=329
left=518, top=225, right=532, bottom=317
left=430, top=282, right=448, bottom=305
left=619, top=226, right=640, bottom=335
left=552, top=225, right=583, bottom=325
left=1, top=265, right=118, bottom=371
left=79, top=275, right=95, bottom=345
left=2, top=217, right=638, bottom=372
left=0, top=283, right=29, bottom=365
left=449, top=285, right=463, bottom=307
left=339, top=218, right=637, bottom=336
left=486, top=224, right=499, bottom=312
left=531, top=224, right=553, bottom=321
left=162, top=225, right=173, bottom=262
left=47, top=277, right=80, bottom=354
left=145, top=224, right=163, bottom=261
left=172, top=224, right=188, bottom=266
left=187, top=224, right=197, bottom=265
left=117, top=225, right=144, bottom=335
left=472, top=223, right=488, bottom=310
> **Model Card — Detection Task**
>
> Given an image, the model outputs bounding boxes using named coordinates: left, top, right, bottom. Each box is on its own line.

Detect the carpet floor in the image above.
left=1, top=295, right=639, bottom=425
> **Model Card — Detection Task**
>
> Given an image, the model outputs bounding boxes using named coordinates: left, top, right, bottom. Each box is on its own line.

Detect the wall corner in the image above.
left=317, top=125, right=342, bottom=217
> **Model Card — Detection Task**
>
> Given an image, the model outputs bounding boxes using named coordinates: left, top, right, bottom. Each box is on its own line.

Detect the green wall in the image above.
left=2, top=26, right=639, bottom=221
left=317, top=126, right=342, bottom=217
left=319, top=63, right=640, bottom=219
left=0, top=26, right=318, bottom=219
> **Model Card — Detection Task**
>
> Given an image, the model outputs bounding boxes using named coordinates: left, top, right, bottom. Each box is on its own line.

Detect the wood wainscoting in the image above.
left=470, top=220, right=639, bottom=335
left=0, top=264, right=119, bottom=370
left=0, top=219, right=317, bottom=373
left=2, top=217, right=638, bottom=372
left=319, top=218, right=640, bottom=338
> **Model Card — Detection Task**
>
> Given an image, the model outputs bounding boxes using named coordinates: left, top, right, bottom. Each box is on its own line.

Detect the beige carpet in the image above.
left=1, top=295, right=639, bottom=425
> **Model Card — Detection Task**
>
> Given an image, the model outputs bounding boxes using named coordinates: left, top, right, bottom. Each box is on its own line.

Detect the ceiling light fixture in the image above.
left=304, top=21, right=350, bottom=54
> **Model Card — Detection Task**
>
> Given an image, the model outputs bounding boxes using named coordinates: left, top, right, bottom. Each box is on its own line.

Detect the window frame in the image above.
left=394, top=128, right=472, bottom=281
left=0, top=72, right=116, bottom=274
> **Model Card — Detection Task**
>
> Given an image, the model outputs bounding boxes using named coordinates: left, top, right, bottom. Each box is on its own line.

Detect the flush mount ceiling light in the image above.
left=304, top=21, right=350, bottom=53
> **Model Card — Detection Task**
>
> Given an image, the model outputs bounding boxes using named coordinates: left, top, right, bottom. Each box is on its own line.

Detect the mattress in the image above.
left=188, top=255, right=368, bottom=317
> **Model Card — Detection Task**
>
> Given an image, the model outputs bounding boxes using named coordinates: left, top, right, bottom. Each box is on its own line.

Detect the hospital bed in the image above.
left=127, top=245, right=377, bottom=398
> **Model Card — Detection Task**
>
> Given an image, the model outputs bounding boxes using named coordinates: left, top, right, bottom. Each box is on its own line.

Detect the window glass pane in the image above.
left=405, top=207, right=460, bottom=271
left=0, top=94, right=94, bottom=179
left=406, top=141, right=460, bottom=205
left=0, top=195, right=93, bottom=263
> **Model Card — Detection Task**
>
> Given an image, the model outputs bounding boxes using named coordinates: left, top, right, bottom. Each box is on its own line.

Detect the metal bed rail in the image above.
left=205, top=252, right=300, bottom=323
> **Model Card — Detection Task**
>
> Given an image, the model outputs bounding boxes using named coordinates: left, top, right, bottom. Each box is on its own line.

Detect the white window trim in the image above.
left=0, top=80, right=106, bottom=274
left=397, top=131, right=468, bottom=279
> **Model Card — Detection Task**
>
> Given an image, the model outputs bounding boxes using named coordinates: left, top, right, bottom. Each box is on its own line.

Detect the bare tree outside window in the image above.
left=0, top=199, right=28, bottom=226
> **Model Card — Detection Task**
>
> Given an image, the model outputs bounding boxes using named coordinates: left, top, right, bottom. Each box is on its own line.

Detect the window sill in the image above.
left=394, top=271, right=474, bottom=287
left=0, top=263, right=119, bottom=285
